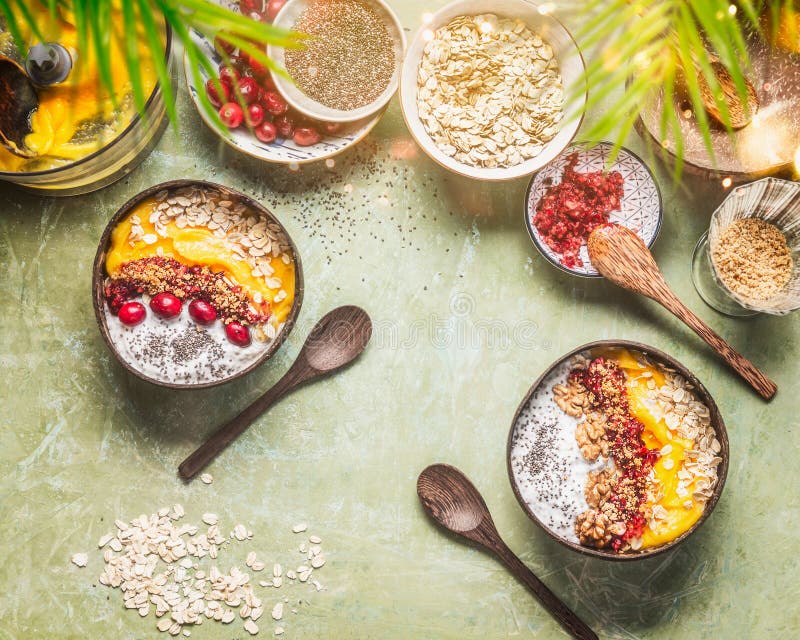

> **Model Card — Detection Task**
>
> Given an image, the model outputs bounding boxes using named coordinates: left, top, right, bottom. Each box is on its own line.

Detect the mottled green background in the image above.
left=1, top=2, right=799, bottom=639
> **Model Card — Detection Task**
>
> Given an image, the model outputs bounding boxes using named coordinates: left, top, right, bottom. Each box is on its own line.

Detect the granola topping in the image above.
left=567, top=357, right=659, bottom=551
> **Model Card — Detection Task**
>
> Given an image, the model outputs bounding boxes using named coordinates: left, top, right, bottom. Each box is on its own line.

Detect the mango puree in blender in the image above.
left=0, top=3, right=161, bottom=172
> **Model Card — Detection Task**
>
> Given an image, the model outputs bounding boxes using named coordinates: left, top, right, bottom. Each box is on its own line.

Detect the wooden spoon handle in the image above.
left=178, top=369, right=303, bottom=480
left=658, top=293, right=777, bottom=400
left=493, top=542, right=598, bottom=640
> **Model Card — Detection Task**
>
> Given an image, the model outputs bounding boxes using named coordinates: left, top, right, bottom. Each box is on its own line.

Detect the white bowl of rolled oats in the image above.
left=400, top=0, right=586, bottom=181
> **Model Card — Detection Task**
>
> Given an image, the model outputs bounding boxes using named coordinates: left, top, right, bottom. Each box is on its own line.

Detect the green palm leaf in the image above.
left=569, top=0, right=796, bottom=176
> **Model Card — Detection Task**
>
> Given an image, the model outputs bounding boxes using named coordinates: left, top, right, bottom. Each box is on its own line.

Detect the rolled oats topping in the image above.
left=416, top=14, right=563, bottom=168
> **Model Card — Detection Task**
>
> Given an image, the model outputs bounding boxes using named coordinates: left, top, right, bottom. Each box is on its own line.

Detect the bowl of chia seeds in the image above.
left=268, top=0, right=406, bottom=123
left=92, top=180, right=304, bottom=389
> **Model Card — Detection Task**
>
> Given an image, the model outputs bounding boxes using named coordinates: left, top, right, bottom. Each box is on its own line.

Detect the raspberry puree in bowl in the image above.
left=525, top=142, right=663, bottom=277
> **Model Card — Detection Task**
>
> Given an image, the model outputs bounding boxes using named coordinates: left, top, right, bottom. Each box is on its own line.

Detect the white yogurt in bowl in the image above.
left=508, top=356, right=604, bottom=544
left=103, top=300, right=285, bottom=386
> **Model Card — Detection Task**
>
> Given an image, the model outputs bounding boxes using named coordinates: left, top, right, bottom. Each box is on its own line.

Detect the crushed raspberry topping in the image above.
left=570, top=357, right=660, bottom=548
left=533, top=153, right=624, bottom=268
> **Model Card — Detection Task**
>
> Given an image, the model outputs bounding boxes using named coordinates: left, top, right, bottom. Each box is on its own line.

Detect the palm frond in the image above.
left=568, top=0, right=797, bottom=175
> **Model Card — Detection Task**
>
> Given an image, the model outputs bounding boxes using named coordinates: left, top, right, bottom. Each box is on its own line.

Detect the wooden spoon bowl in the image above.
left=507, top=339, right=730, bottom=561
left=91, top=179, right=305, bottom=389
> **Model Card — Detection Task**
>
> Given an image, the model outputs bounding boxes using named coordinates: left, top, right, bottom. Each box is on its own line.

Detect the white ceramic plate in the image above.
left=525, top=142, right=663, bottom=277
left=399, top=0, right=586, bottom=181
left=184, top=21, right=382, bottom=165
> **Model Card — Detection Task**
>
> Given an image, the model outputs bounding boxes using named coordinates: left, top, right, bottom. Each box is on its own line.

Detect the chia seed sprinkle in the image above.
left=171, top=326, right=226, bottom=370
left=285, top=0, right=396, bottom=111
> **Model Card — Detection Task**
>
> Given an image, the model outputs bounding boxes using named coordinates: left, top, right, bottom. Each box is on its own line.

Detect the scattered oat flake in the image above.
left=272, top=602, right=284, bottom=621
left=200, top=473, right=213, bottom=484
left=275, top=627, right=285, bottom=636
left=244, top=619, right=259, bottom=635
left=71, top=552, right=88, bottom=567
left=292, top=523, right=307, bottom=533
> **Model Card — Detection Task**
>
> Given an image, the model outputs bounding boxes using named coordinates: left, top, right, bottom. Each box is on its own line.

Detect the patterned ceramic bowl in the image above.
left=183, top=12, right=383, bottom=166
left=692, top=177, right=800, bottom=316
left=525, top=142, right=663, bottom=277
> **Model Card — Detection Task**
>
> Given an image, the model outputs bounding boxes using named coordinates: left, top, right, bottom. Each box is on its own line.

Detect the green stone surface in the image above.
left=1, top=3, right=799, bottom=639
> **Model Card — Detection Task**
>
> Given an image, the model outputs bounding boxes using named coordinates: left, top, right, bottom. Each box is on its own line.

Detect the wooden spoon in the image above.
left=0, top=56, right=39, bottom=158
left=178, top=305, right=373, bottom=480
left=587, top=224, right=777, bottom=400
left=417, top=464, right=598, bottom=640
left=697, top=60, right=759, bottom=130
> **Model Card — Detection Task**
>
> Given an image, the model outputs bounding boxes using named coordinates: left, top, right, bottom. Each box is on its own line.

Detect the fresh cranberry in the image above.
left=218, top=65, right=240, bottom=87
left=266, top=0, right=286, bottom=21
left=119, top=301, right=146, bottom=326
left=189, top=299, right=218, bottom=324
left=235, top=76, right=260, bottom=104
left=149, top=292, right=182, bottom=319
left=219, top=102, right=244, bottom=128
left=214, top=34, right=236, bottom=56
left=273, top=113, right=295, bottom=138
left=239, top=0, right=264, bottom=16
left=245, top=103, right=266, bottom=127
left=255, top=121, right=277, bottom=143
left=206, top=78, right=230, bottom=108
left=261, top=90, right=287, bottom=115
left=247, top=52, right=269, bottom=78
left=293, top=126, right=321, bottom=146
left=225, top=322, right=252, bottom=347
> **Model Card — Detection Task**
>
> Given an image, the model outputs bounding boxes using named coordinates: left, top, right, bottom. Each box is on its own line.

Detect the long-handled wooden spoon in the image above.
left=587, top=224, right=777, bottom=400
left=179, top=305, right=373, bottom=480
left=417, top=464, right=598, bottom=640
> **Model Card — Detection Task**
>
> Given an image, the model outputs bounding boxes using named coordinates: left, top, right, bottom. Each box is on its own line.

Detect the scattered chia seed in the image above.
left=170, top=326, right=224, bottom=365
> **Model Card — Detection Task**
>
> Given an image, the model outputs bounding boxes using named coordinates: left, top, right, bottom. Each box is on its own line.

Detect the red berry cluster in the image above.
left=105, top=257, right=262, bottom=348
left=533, top=153, right=625, bottom=269
left=115, top=296, right=251, bottom=348
left=207, top=0, right=340, bottom=147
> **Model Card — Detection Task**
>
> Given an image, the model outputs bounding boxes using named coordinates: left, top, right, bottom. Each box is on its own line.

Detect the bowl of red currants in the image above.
left=184, top=0, right=384, bottom=165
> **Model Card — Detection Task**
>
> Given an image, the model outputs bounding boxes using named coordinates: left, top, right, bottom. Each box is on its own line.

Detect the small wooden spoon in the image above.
left=698, top=60, right=759, bottom=130
left=587, top=224, right=777, bottom=400
left=179, top=305, right=373, bottom=480
left=0, top=56, right=39, bottom=158
left=417, top=464, right=598, bottom=640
